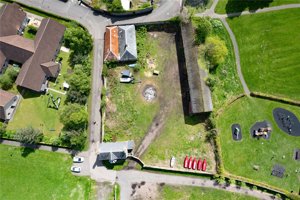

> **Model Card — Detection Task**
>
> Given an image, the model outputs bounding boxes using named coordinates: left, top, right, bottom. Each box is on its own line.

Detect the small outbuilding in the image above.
left=98, top=140, right=134, bottom=163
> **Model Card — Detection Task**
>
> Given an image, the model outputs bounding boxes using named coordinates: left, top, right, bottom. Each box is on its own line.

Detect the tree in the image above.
left=64, top=26, right=93, bottom=56
left=6, top=67, right=19, bottom=80
left=106, top=0, right=123, bottom=12
left=59, top=103, right=88, bottom=130
left=14, top=127, right=43, bottom=144
left=194, top=17, right=212, bottom=44
left=205, top=36, right=228, bottom=68
left=0, top=74, right=13, bottom=90
left=60, top=129, right=86, bottom=149
left=66, top=66, right=91, bottom=104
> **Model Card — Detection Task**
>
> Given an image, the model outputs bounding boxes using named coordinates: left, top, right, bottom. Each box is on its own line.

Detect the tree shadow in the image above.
left=225, top=0, right=274, bottom=17
left=20, top=147, right=35, bottom=157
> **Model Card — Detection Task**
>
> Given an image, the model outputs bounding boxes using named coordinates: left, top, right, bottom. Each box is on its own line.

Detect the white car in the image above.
left=73, top=156, right=84, bottom=163
left=71, top=166, right=81, bottom=173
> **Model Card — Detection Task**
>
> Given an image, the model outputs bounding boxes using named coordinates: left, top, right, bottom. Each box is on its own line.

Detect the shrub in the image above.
left=0, top=75, right=13, bottom=90
left=0, top=122, right=6, bottom=138
left=59, top=103, right=88, bottom=130
left=106, top=0, right=123, bottom=12
left=27, top=25, right=38, bottom=35
left=205, top=76, right=217, bottom=91
left=194, top=17, right=212, bottom=44
left=103, top=133, right=112, bottom=142
left=60, top=129, right=86, bottom=149
left=205, top=36, right=228, bottom=68
left=14, top=127, right=43, bottom=144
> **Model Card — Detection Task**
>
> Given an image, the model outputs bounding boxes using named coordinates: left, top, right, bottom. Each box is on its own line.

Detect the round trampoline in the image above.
left=273, top=108, right=300, bottom=137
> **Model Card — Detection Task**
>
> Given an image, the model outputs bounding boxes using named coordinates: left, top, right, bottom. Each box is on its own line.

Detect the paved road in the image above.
left=117, top=170, right=277, bottom=200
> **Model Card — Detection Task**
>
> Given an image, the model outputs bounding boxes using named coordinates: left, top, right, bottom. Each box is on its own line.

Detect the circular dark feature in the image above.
left=273, top=108, right=300, bottom=136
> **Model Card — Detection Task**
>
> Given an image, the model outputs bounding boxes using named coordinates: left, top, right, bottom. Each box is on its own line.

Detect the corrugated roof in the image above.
left=181, top=22, right=213, bottom=113
left=104, top=26, right=119, bottom=61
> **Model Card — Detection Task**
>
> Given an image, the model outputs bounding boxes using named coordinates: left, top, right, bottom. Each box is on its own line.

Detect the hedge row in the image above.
left=250, top=92, right=300, bottom=107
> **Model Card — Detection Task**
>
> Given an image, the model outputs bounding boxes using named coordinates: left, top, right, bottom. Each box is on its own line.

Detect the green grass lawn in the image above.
left=48, top=50, right=73, bottom=92
left=215, top=0, right=300, bottom=14
left=160, top=185, right=258, bottom=200
left=105, top=67, right=160, bottom=144
left=7, top=90, right=65, bottom=140
left=217, top=97, right=300, bottom=192
left=142, top=110, right=216, bottom=171
left=227, top=8, right=300, bottom=101
left=195, top=18, right=243, bottom=111
left=0, top=144, right=94, bottom=200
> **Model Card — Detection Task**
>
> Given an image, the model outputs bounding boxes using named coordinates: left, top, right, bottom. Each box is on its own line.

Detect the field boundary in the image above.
left=250, top=92, right=300, bottom=107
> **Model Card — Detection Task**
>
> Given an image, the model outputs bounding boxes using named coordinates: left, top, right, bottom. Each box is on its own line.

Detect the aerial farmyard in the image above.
left=0, top=0, right=299, bottom=199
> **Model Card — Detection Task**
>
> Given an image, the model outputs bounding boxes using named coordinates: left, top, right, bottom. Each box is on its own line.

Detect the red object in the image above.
left=183, top=156, right=189, bottom=168
left=192, top=158, right=197, bottom=170
left=188, top=157, right=193, bottom=169
left=202, top=159, right=207, bottom=171
left=197, top=159, right=202, bottom=170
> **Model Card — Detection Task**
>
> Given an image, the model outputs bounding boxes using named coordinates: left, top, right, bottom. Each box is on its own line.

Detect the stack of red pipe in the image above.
left=183, top=156, right=207, bottom=171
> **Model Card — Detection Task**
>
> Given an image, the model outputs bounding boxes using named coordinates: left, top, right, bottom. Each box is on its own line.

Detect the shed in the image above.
left=98, top=140, right=134, bottom=163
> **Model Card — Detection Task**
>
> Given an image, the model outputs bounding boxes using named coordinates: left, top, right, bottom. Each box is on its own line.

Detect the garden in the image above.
left=217, top=97, right=300, bottom=193
left=227, top=8, right=300, bottom=101
left=215, top=0, right=300, bottom=14
left=0, top=8, right=93, bottom=150
left=0, top=144, right=95, bottom=200
left=103, top=24, right=216, bottom=171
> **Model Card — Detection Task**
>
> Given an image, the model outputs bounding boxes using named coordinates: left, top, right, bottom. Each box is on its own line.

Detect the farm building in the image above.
left=104, top=25, right=137, bottom=62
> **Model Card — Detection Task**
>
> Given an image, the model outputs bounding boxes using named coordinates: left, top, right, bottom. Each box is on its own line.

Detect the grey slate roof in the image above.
left=118, top=25, right=137, bottom=61
left=98, top=141, right=134, bottom=161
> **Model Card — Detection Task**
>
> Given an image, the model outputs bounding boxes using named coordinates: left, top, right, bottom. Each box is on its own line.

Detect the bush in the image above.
left=106, top=0, right=123, bottom=12
left=205, top=76, right=217, bottom=91
left=14, top=127, right=43, bottom=144
left=194, top=17, right=212, bottom=44
left=60, top=129, right=86, bottom=149
left=27, top=25, right=38, bottom=35
left=0, top=75, right=13, bottom=90
left=205, top=36, right=228, bottom=68
left=59, top=103, right=88, bottom=130
left=0, top=67, right=19, bottom=90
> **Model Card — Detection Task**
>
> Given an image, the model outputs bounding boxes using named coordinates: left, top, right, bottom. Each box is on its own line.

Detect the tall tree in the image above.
left=59, top=103, right=88, bottom=130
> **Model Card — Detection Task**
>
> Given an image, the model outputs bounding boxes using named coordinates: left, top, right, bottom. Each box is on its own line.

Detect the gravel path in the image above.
left=116, top=170, right=278, bottom=200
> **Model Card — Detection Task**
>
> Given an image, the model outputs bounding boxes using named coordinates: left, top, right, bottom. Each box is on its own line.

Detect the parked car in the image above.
left=73, top=156, right=84, bottom=163
left=71, top=166, right=81, bottom=173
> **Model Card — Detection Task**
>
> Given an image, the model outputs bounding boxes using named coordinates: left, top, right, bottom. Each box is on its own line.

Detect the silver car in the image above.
left=70, top=166, right=81, bottom=173
left=73, top=156, right=84, bottom=163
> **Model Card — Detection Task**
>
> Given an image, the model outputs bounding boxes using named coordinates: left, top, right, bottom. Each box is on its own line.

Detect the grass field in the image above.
left=142, top=110, right=215, bottom=171
left=160, top=185, right=258, bottom=200
left=7, top=90, right=65, bottom=139
left=195, top=18, right=243, bottom=111
left=215, top=0, right=300, bottom=14
left=217, top=97, right=300, bottom=192
left=0, top=144, right=94, bottom=200
left=227, top=8, right=300, bottom=100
